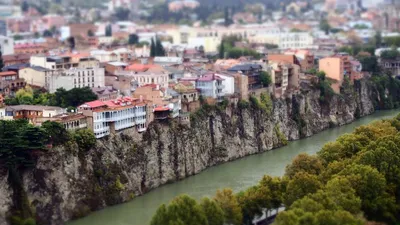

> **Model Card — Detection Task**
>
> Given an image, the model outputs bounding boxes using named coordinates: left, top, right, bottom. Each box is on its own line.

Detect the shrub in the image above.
left=73, top=129, right=96, bottom=151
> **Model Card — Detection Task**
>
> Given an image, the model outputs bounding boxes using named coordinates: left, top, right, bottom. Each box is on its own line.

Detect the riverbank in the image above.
left=0, top=79, right=378, bottom=225
left=68, top=109, right=400, bottom=225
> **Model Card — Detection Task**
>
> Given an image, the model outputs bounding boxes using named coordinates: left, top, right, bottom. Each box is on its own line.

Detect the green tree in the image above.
left=43, top=29, right=53, bottom=37
left=356, top=55, right=379, bottom=73
left=155, top=37, right=166, bottom=56
left=237, top=185, right=271, bottom=225
left=284, top=172, right=322, bottom=206
left=260, top=71, right=272, bottom=87
left=218, top=41, right=225, bottom=59
left=105, top=25, right=112, bottom=37
left=380, top=49, right=399, bottom=59
left=285, top=153, right=324, bottom=178
left=129, top=34, right=139, bottom=45
left=151, top=195, right=207, bottom=225
left=150, top=38, right=156, bottom=57
left=375, top=31, right=382, bottom=48
left=73, top=129, right=96, bottom=151
left=200, top=198, right=224, bottom=225
left=41, top=121, right=71, bottom=146
left=319, top=19, right=331, bottom=35
left=0, top=49, right=4, bottom=71
left=114, top=7, right=130, bottom=21
left=214, top=189, right=243, bottom=225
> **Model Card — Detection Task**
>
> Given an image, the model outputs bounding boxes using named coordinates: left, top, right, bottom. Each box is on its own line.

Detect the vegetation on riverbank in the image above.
left=150, top=114, right=400, bottom=225
left=0, top=120, right=96, bottom=225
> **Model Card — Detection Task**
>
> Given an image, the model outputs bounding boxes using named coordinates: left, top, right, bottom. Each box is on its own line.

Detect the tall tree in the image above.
left=105, top=25, right=112, bottom=37
left=150, top=38, right=156, bottom=57
left=214, top=189, right=243, bottom=225
left=218, top=41, right=225, bottom=59
left=0, top=50, right=4, bottom=71
left=155, top=37, right=165, bottom=56
left=200, top=198, right=224, bottom=225
left=128, top=34, right=139, bottom=45
left=21, top=1, right=29, bottom=12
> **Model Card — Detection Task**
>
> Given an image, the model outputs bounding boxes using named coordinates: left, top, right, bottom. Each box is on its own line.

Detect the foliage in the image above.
left=214, top=189, right=243, bottom=225
left=319, top=19, right=331, bottom=35
left=73, top=129, right=96, bottom=151
left=21, top=1, right=29, bottom=12
left=0, top=49, right=4, bottom=71
left=42, top=30, right=53, bottom=37
left=200, top=198, right=224, bottom=225
left=150, top=114, right=400, bottom=225
left=128, top=34, right=139, bottom=45
left=114, top=7, right=130, bottom=21
left=41, top=121, right=71, bottom=146
left=150, top=195, right=208, bottom=225
left=356, top=55, right=379, bottom=73
left=353, top=24, right=369, bottom=30
left=260, top=71, right=272, bottom=87
left=274, top=125, right=288, bottom=146
left=380, top=49, right=399, bottom=59
left=370, top=74, right=400, bottom=109
left=383, top=36, right=400, bottom=47
left=218, top=40, right=225, bottom=59
left=315, top=71, right=335, bottom=103
left=150, top=37, right=166, bottom=57
left=238, top=100, right=249, bottom=109
left=105, top=25, right=112, bottom=37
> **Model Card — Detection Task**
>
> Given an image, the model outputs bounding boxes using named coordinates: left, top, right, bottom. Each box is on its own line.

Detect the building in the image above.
left=173, top=82, right=200, bottom=113
left=3, top=54, right=30, bottom=66
left=14, top=43, right=47, bottom=55
left=380, top=56, right=400, bottom=76
left=114, top=64, right=170, bottom=89
left=19, top=66, right=105, bottom=93
left=30, top=15, right=66, bottom=33
left=168, top=0, right=200, bottom=12
left=4, top=105, right=64, bottom=122
left=78, top=97, right=148, bottom=138
left=6, top=16, right=31, bottom=33
left=227, top=64, right=263, bottom=90
left=192, top=73, right=225, bottom=101
left=53, top=113, right=88, bottom=131
left=30, top=55, right=100, bottom=70
left=91, top=86, right=119, bottom=101
left=268, top=62, right=300, bottom=98
left=0, top=71, right=26, bottom=97
left=153, top=57, right=183, bottom=66
left=0, top=36, right=14, bottom=55
left=0, top=19, right=7, bottom=36
left=133, top=84, right=164, bottom=105
left=90, top=48, right=134, bottom=63
left=318, top=57, right=343, bottom=93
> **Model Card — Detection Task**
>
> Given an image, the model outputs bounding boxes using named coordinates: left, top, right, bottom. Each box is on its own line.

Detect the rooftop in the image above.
left=0, top=71, right=17, bottom=77
left=6, top=105, right=63, bottom=111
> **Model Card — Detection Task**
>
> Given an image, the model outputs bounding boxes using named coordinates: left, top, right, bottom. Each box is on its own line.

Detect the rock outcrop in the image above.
left=0, top=80, right=375, bottom=224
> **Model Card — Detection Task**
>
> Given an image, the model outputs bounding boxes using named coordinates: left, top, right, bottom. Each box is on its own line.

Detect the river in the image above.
left=68, top=109, right=400, bottom=225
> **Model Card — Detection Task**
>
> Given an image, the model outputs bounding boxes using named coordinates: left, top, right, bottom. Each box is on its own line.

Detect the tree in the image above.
left=67, top=37, right=75, bottom=51
left=87, top=29, right=95, bottom=37
left=0, top=49, right=4, bottom=71
left=73, top=129, right=96, bottom=151
left=260, top=71, right=272, bottom=87
left=155, top=37, right=166, bottom=56
left=150, top=38, right=156, bottom=57
left=105, top=25, right=112, bottom=37
left=199, top=198, right=224, bottom=225
left=128, top=34, right=139, bottom=45
left=237, top=185, right=271, bottom=225
left=21, top=1, right=29, bottom=12
left=151, top=195, right=207, bottom=225
left=214, top=189, right=243, bottom=225
left=41, top=121, right=71, bottom=146
left=114, top=7, right=130, bottom=21
left=43, top=30, right=53, bottom=37
left=218, top=41, right=225, bottom=59
left=375, top=31, right=382, bottom=48
left=284, top=172, right=322, bottom=206
left=319, top=19, right=331, bottom=35
left=357, top=55, right=379, bottom=73
left=380, top=49, right=399, bottom=59
left=285, top=153, right=324, bottom=178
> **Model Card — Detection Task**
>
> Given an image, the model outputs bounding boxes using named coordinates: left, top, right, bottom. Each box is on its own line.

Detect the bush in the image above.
left=73, top=129, right=96, bottom=151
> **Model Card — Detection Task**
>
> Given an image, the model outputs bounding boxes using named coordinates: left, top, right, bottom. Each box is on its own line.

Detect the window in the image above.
left=92, top=77, right=94, bottom=82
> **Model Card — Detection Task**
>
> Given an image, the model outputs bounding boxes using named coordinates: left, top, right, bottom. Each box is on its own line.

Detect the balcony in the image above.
left=138, top=127, right=147, bottom=133
left=135, top=118, right=146, bottom=124
left=217, top=84, right=225, bottom=89
left=136, top=111, right=146, bottom=117
left=217, top=92, right=225, bottom=97
left=94, top=126, right=110, bottom=133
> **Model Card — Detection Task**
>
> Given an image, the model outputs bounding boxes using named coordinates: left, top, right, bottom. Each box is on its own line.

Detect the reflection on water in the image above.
left=68, top=110, right=400, bottom=225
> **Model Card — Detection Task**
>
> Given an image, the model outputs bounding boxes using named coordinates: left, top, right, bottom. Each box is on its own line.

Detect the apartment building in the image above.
left=268, top=62, right=300, bottom=98
left=380, top=56, right=400, bottom=76
left=0, top=35, right=14, bottom=55
left=30, top=55, right=99, bottom=70
left=0, top=71, right=25, bottom=96
left=79, top=97, right=148, bottom=138
left=227, top=64, right=263, bottom=90
left=4, top=105, right=64, bottom=122
left=3, top=54, right=30, bottom=66
left=193, top=73, right=225, bottom=101
left=114, top=64, right=169, bottom=89
left=20, top=66, right=105, bottom=93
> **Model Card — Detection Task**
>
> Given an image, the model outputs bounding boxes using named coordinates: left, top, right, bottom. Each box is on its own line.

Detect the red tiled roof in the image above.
left=83, top=100, right=106, bottom=108
left=154, top=106, right=170, bottom=112
left=125, top=64, right=152, bottom=72
left=0, top=71, right=17, bottom=77
left=14, top=43, right=44, bottom=49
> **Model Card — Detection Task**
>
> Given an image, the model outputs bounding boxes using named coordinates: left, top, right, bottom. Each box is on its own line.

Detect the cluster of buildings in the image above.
left=0, top=0, right=396, bottom=139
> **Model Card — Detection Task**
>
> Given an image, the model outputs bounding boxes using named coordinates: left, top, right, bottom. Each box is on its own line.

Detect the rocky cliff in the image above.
left=0, top=80, right=375, bottom=225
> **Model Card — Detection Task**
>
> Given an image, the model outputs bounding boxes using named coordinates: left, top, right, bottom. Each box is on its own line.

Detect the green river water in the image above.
left=68, top=109, right=400, bottom=225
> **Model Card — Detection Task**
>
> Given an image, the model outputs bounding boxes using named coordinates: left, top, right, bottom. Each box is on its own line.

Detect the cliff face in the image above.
left=0, top=81, right=375, bottom=225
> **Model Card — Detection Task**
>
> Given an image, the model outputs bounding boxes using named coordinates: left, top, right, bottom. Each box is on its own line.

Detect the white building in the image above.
left=91, top=48, right=134, bottom=63
left=79, top=97, right=148, bottom=138
left=0, top=36, right=14, bottom=55
left=193, top=73, right=225, bottom=101
left=217, top=74, right=235, bottom=96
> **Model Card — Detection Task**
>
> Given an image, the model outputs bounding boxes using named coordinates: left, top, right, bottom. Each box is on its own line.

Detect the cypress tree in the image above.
left=219, top=41, right=225, bottom=59
left=150, top=38, right=156, bottom=57
left=155, top=37, right=165, bottom=56
left=0, top=50, right=4, bottom=71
